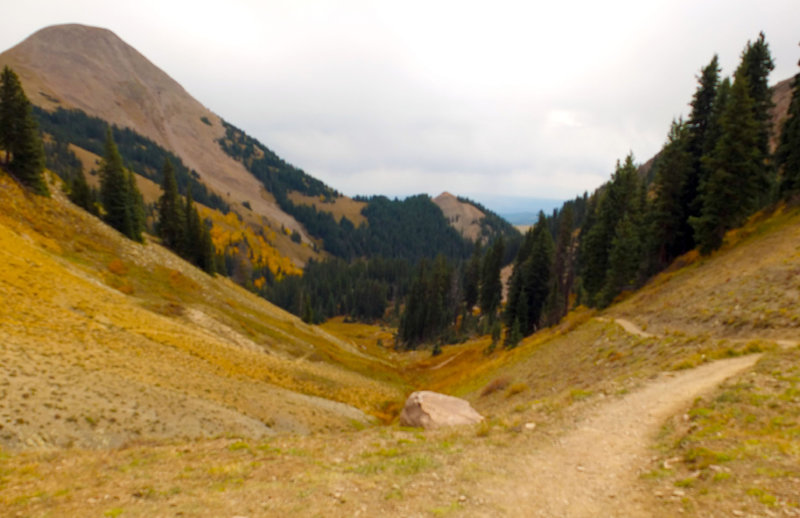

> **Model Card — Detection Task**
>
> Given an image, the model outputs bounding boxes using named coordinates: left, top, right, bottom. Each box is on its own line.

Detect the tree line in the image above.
left=401, top=33, right=800, bottom=353
left=34, top=106, right=229, bottom=213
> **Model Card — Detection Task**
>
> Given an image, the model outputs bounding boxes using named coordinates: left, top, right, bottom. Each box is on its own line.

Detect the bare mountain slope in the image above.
left=0, top=24, right=308, bottom=241
left=433, top=191, right=486, bottom=241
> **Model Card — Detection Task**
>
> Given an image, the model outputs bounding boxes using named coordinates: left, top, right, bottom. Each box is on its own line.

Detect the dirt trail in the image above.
left=486, top=354, right=759, bottom=517
left=604, top=316, right=799, bottom=348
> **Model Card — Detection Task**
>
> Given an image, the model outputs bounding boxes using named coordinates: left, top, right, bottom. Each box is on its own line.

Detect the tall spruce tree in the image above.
left=68, top=168, right=97, bottom=214
left=479, top=236, right=504, bottom=321
left=735, top=32, right=775, bottom=203
left=462, top=242, right=481, bottom=313
left=650, top=119, right=693, bottom=269
left=522, top=212, right=555, bottom=333
left=0, top=66, right=48, bottom=195
left=545, top=204, right=575, bottom=325
left=580, top=154, right=640, bottom=305
left=736, top=33, right=775, bottom=159
left=157, top=158, right=185, bottom=250
left=777, top=50, right=800, bottom=196
left=691, top=75, right=761, bottom=254
left=99, top=129, right=143, bottom=241
left=683, top=55, right=720, bottom=239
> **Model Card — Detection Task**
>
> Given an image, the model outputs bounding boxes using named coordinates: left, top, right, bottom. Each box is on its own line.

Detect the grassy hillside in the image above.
left=0, top=170, right=407, bottom=453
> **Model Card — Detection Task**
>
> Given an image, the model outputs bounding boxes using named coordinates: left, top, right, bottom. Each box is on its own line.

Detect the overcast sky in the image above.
left=2, top=1, right=799, bottom=206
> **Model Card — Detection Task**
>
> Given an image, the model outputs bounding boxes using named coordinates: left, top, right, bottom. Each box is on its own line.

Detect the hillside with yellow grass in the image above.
left=0, top=171, right=408, bottom=452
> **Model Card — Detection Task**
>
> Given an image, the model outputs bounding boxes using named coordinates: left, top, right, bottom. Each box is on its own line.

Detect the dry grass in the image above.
left=610, top=203, right=800, bottom=342
left=0, top=172, right=406, bottom=453
left=645, top=346, right=800, bottom=516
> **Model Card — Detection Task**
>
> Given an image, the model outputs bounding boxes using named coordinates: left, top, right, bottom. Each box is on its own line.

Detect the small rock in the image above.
left=672, top=489, right=685, bottom=497
left=458, top=495, right=467, bottom=503
left=731, top=511, right=744, bottom=517
left=524, top=422, right=536, bottom=430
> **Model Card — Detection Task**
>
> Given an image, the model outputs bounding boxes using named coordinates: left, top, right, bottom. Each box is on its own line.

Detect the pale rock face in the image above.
left=398, top=390, right=483, bottom=429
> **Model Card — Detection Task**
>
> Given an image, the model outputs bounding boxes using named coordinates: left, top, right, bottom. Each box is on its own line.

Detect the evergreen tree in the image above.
left=650, top=119, right=693, bottom=269
left=0, top=66, right=48, bottom=195
left=504, top=227, right=534, bottom=329
left=683, top=55, right=720, bottom=241
left=198, top=223, right=216, bottom=275
left=157, top=158, right=185, bottom=250
left=734, top=33, right=775, bottom=205
left=479, top=236, right=504, bottom=321
left=522, top=212, right=555, bottom=333
left=68, top=168, right=97, bottom=214
left=599, top=213, right=641, bottom=307
left=777, top=50, right=800, bottom=196
left=462, top=242, right=481, bottom=313
left=736, top=32, right=775, bottom=161
left=691, top=75, right=761, bottom=254
left=127, top=170, right=145, bottom=241
left=545, top=204, right=575, bottom=325
left=580, top=154, right=640, bottom=305
left=100, top=129, right=143, bottom=241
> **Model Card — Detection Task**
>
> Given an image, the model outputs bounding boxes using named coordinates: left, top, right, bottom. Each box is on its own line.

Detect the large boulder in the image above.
left=398, top=391, right=484, bottom=429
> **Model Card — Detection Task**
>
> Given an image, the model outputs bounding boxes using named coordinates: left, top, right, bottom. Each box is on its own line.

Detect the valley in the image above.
left=0, top=19, right=799, bottom=518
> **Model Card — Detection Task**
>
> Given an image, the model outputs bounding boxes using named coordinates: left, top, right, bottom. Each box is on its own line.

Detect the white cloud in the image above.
left=2, top=0, right=799, bottom=206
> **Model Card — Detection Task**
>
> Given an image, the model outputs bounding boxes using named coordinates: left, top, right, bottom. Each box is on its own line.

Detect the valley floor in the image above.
left=1, top=342, right=793, bottom=517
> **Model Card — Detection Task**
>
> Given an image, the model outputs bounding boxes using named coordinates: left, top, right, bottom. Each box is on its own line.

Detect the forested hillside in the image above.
left=476, top=32, right=800, bottom=352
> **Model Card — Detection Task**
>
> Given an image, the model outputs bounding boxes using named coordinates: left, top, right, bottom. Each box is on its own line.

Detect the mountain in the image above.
left=0, top=24, right=320, bottom=268
left=0, top=24, right=517, bottom=274
left=432, top=191, right=486, bottom=241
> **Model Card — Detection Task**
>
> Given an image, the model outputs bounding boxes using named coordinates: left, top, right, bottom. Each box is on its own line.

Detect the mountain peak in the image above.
left=434, top=191, right=456, bottom=201
left=0, top=23, right=308, bottom=238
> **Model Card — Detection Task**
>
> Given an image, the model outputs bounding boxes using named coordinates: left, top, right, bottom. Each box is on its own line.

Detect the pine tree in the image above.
left=0, top=66, right=48, bottom=195
left=736, top=32, right=775, bottom=160
left=777, top=50, right=800, bottom=196
left=735, top=32, right=775, bottom=203
left=599, top=213, right=641, bottom=307
left=462, top=242, right=481, bottom=313
left=545, top=204, right=575, bottom=325
left=522, top=212, right=555, bottom=333
left=68, top=168, right=97, bottom=214
left=650, top=119, right=693, bottom=268
left=683, top=55, right=720, bottom=242
left=127, top=170, right=145, bottom=242
left=198, top=223, right=216, bottom=275
left=504, top=228, right=533, bottom=329
left=691, top=75, right=761, bottom=254
left=100, top=129, right=142, bottom=241
left=580, top=154, right=640, bottom=305
left=157, top=158, right=185, bottom=250
left=479, top=236, right=504, bottom=321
